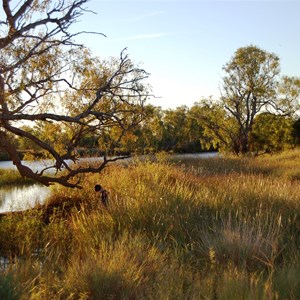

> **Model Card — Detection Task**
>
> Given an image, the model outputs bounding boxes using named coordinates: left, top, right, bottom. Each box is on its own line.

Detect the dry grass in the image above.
left=0, top=169, right=35, bottom=186
left=1, top=150, right=300, bottom=298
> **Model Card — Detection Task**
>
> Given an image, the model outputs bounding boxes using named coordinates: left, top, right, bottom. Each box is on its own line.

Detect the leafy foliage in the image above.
left=192, top=45, right=300, bottom=155
left=250, top=113, right=294, bottom=154
left=0, top=0, right=150, bottom=188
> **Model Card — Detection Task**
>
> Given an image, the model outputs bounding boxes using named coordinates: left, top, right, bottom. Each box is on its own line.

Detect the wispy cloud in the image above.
left=101, top=10, right=164, bottom=27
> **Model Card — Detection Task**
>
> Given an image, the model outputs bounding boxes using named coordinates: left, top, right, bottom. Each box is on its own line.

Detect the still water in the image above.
left=0, top=160, right=58, bottom=213
left=0, top=157, right=102, bottom=173
left=0, top=157, right=111, bottom=213
left=0, top=184, right=50, bottom=213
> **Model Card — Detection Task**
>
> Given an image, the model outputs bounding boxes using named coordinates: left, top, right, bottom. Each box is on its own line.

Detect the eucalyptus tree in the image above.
left=0, top=0, right=150, bottom=188
left=201, top=45, right=300, bottom=154
left=221, top=45, right=281, bottom=154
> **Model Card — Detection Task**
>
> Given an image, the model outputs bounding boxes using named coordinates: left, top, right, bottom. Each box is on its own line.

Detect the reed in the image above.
left=0, top=169, right=35, bottom=186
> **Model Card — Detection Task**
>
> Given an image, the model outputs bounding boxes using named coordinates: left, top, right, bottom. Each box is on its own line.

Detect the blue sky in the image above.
left=71, top=0, right=300, bottom=109
left=4, top=0, right=300, bottom=109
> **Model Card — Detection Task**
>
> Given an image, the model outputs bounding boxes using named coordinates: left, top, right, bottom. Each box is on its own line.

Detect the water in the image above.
left=0, top=157, right=107, bottom=213
left=170, top=152, right=218, bottom=160
left=0, top=153, right=217, bottom=213
left=0, top=159, right=68, bottom=172
left=0, top=160, right=56, bottom=213
left=0, top=184, right=50, bottom=213
left=0, top=157, right=103, bottom=172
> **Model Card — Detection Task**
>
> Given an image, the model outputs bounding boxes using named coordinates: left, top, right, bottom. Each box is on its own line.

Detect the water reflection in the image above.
left=0, top=184, right=50, bottom=213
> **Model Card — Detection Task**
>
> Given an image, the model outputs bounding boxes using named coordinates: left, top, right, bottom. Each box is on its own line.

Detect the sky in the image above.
left=70, top=0, right=300, bottom=109
left=4, top=0, right=300, bottom=109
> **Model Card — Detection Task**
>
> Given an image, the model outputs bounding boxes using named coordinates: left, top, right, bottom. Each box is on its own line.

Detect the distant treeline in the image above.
left=75, top=104, right=300, bottom=155
left=1, top=104, right=300, bottom=161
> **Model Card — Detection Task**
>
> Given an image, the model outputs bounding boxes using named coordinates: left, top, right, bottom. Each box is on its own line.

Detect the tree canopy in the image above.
left=0, top=0, right=150, bottom=188
left=1, top=2, right=300, bottom=191
left=196, top=45, right=300, bottom=154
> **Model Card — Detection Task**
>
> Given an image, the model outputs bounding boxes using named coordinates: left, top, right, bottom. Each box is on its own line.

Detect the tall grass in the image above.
left=0, top=169, right=35, bottom=186
left=1, top=150, right=300, bottom=298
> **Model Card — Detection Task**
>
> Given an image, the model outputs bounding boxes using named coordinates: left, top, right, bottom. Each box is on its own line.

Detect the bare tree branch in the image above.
left=0, top=0, right=151, bottom=188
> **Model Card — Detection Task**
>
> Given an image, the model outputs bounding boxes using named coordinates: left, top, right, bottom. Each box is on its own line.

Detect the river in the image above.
left=0, top=152, right=218, bottom=213
left=0, top=184, right=49, bottom=213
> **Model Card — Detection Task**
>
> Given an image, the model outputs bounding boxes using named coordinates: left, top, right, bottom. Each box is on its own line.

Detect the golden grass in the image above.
left=1, top=150, right=300, bottom=299
left=0, top=169, right=35, bottom=186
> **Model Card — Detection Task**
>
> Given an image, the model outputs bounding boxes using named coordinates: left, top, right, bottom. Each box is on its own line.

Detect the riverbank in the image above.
left=0, top=169, right=35, bottom=186
left=0, top=150, right=300, bottom=298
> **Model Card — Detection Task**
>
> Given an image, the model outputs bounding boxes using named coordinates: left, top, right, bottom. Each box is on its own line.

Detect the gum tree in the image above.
left=220, top=45, right=300, bottom=154
left=0, top=0, right=150, bottom=188
left=221, top=45, right=280, bottom=154
left=193, top=46, right=300, bottom=155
